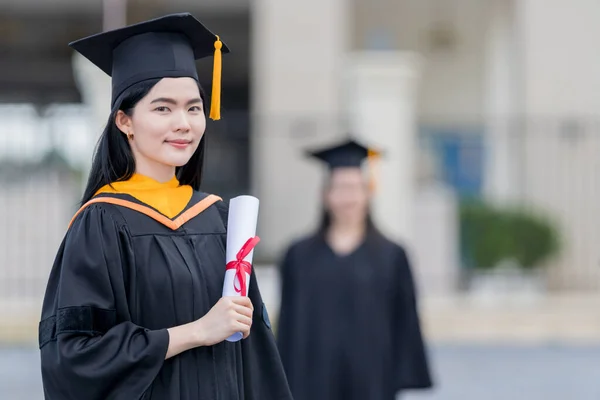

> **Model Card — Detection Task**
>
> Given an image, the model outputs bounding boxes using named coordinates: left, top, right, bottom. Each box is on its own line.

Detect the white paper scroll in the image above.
left=222, top=195, right=260, bottom=342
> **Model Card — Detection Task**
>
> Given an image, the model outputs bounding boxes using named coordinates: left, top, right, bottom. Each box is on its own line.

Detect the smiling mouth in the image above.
left=166, top=140, right=192, bottom=148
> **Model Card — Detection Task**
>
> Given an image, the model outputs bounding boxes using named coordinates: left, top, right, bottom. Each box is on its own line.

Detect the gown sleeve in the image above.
left=241, top=268, right=294, bottom=399
left=38, top=204, right=169, bottom=400
left=393, top=246, right=434, bottom=391
left=273, top=245, right=296, bottom=380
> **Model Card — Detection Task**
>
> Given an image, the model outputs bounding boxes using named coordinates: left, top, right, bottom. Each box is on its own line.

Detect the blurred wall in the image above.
left=519, top=0, right=600, bottom=116
left=516, top=0, right=600, bottom=289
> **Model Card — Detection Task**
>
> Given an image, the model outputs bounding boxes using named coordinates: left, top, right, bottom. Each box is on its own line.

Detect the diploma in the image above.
left=222, top=195, right=260, bottom=342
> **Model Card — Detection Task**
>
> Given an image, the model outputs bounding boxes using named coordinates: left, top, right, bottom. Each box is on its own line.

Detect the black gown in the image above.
left=276, top=230, right=433, bottom=400
left=39, top=191, right=293, bottom=400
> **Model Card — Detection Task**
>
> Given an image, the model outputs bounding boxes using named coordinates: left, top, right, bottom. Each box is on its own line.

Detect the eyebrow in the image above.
left=150, top=97, right=203, bottom=106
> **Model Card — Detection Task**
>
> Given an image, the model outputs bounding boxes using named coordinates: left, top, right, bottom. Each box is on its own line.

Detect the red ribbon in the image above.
left=225, top=236, right=260, bottom=297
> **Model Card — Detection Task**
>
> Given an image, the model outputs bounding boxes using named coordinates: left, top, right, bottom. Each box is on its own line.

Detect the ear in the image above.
left=115, top=110, right=133, bottom=134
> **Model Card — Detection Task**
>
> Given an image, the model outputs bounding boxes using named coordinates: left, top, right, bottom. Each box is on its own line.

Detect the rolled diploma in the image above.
left=222, top=195, right=260, bottom=342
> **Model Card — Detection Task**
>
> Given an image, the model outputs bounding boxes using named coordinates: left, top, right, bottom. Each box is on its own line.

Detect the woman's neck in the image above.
left=134, top=160, right=176, bottom=184
left=326, top=220, right=367, bottom=255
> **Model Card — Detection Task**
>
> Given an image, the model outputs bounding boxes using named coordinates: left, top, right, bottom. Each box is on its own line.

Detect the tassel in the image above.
left=367, top=148, right=379, bottom=193
left=210, top=36, right=222, bottom=121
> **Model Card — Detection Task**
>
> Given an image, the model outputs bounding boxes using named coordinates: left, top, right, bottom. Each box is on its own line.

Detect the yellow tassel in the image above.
left=209, top=36, right=222, bottom=121
left=367, top=148, right=379, bottom=193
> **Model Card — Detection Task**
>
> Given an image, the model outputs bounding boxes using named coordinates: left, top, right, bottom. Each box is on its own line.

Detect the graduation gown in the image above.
left=39, top=189, right=292, bottom=400
left=277, top=230, right=433, bottom=400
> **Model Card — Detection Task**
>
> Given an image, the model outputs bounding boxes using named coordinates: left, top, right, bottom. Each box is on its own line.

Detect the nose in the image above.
left=173, top=110, right=191, bottom=132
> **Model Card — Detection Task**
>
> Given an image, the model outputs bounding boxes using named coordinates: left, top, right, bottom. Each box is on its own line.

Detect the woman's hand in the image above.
left=165, top=296, right=253, bottom=360
left=194, top=296, right=254, bottom=346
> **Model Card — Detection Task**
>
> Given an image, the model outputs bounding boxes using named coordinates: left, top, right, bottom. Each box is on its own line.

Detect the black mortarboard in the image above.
left=308, top=138, right=381, bottom=169
left=69, top=12, right=228, bottom=119
left=307, top=138, right=382, bottom=191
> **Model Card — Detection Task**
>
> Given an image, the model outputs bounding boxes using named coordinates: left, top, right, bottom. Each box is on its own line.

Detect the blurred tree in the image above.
left=460, top=200, right=561, bottom=271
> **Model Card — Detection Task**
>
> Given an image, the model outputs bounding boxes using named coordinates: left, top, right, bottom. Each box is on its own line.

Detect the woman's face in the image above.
left=324, top=167, right=370, bottom=225
left=116, top=77, right=206, bottom=172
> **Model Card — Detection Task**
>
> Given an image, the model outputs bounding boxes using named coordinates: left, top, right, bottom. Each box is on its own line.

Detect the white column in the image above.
left=72, top=54, right=111, bottom=137
left=71, top=53, right=111, bottom=194
left=343, top=51, right=421, bottom=245
left=102, top=0, right=127, bottom=31
left=72, top=0, right=126, bottom=193
left=251, top=0, right=349, bottom=260
left=483, top=0, right=520, bottom=203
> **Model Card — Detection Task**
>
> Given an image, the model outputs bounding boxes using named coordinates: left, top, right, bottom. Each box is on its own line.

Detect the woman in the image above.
left=39, top=13, right=292, bottom=400
left=276, top=138, right=433, bottom=400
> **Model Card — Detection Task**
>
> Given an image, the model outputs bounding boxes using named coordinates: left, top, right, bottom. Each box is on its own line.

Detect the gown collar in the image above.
left=94, top=173, right=192, bottom=218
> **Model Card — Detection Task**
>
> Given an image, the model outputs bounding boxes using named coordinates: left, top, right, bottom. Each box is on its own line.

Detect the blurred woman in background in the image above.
left=277, top=138, right=433, bottom=400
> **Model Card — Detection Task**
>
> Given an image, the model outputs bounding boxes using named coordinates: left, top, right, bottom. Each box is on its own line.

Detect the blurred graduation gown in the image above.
left=276, top=139, right=433, bottom=400
left=38, top=13, right=292, bottom=400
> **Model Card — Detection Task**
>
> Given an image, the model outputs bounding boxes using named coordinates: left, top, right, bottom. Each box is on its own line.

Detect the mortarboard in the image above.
left=308, top=139, right=380, bottom=169
left=69, top=12, right=229, bottom=120
left=307, top=138, right=382, bottom=191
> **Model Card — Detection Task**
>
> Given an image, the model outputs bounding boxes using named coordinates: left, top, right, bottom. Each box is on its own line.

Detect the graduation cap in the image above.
left=69, top=12, right=229, bottom=120
left=307, top=138, right=382, bottom=192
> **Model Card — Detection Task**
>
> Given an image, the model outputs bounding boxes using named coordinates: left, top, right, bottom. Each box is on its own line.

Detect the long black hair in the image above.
left=80, top=78, right=207, bottom=205
left=318, top=208, right=376, bottom=233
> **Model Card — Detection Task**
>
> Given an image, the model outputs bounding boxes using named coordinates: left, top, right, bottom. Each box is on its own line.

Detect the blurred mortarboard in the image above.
left=308, top=138, right=382, bottom=169
left=307, top=138, right=383, bottom=191
left=69, top=12, right=228, bottom=120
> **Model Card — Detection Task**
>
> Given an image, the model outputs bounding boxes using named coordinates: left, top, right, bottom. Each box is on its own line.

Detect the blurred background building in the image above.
left=1, top=0, right=600, bottom=398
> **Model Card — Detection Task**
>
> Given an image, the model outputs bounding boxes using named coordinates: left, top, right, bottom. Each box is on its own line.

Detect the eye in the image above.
left=188, top=106, right=202, bottom=112
left=153, top=106, right=170, bottom=112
